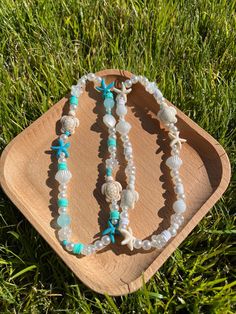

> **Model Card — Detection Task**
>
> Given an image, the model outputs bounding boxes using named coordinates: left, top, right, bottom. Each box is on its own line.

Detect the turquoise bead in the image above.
left=107, top=138, right=116, bottom=147
left=70, top=95, right=78, bottom=106
left=73, top=243, right=84, bottom=254
left=110, top=210, right=120, bottom=220
left=104, top=98, right=114, bottom=110
left=62, top=240, right=69, bottom=246
left=58, top=198, right=68, bottom=207
left=106, top=168, right=112, bottom=176
left=58, top=162, right=67, bottom=170
left=65, top=131, right=71, bottom=136
left=57, top=213, right=71, bottom=227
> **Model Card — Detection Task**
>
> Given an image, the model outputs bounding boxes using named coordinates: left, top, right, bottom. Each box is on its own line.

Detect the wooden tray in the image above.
left=0, top=69, right=231, bottom=296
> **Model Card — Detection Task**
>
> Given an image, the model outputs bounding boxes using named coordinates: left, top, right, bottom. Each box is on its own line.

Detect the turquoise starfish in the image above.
left=96, top=79, right=114, bottom=99
left=102, top=220, right=120, bottom=243
left=51, top=139, right=70, bottom=158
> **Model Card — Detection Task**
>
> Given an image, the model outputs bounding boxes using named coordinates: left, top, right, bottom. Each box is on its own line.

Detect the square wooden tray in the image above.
left=0, top=69, right=231, bottom=296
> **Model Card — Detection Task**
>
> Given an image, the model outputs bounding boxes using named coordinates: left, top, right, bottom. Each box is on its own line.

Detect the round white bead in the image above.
left=58, top=207, right=67, bottom=214
left=60, top=134, right=68, bottom=141
left=120, top=212, right=129, bottom=219
left=101, top=235, right=111, bottom=246
left=174, top=183, right=184, bottom=195
left=145, top=82, right=156, bottom=94
left=124, top=146, right=133, bottom=156
left=66, top=242, right=74, bottom=252
left=130, top=75, right=139, bottom=84
left=133, top=239, right=142, bottom=249
left=116, top=120, right=131, bottom=135
left=103, top=114, right=116, bottom=128
left=58, top=226, right=71, bottom=241
left=95, top=240, right=104, bottom=250
left=142, top=240, right=152, bottom=250
left=153, top=88, right=163, bottom=102
left=124, top=79, right=132, bottom=88
left=168, top=226, right=177, bottom=237
left=173, top=199, right=186, bottom=214
left=87, top=73, right=96, bottom=81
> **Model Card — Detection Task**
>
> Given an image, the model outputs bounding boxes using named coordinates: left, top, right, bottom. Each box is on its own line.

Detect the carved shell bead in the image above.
left=101, top=180, right=122, bottom=202
left=121, top=189, right=139, bottom=209
left=157, top=104, right=177, bottom=125
left=61, top=115, right=79, bottom=134
left=166, top=155, right=182, bottom=170
left=55, top=170, right=72, bottom=184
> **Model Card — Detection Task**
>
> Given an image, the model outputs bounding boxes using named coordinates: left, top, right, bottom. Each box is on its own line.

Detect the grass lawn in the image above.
left=0, top=0, right=235, bottom=313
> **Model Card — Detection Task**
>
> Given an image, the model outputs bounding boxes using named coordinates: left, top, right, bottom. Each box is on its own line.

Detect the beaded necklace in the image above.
left=51, top=72, right=186, bottom=255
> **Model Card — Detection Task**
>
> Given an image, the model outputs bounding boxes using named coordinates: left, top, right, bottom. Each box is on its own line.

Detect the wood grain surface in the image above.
left=0, top=69, right=231, bottom=296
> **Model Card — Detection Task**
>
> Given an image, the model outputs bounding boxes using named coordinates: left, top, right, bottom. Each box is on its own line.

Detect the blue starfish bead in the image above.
left=102, top=220, right=120, bottom=244
left=51, top=138, right=70, bottom=158
left=96, top=79, right=115, bottom=99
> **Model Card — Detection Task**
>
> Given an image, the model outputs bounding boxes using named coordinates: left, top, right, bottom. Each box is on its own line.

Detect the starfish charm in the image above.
left=51, top=139, right=70, bottom=158
left=96, top=78, right=114, bottom=99
left=102, top=220, right=120, bottom=244
left=169, top=131, right=187, bottom=149
left=113, top=82, right=131, bottom=101
left=119, top=227, right=135, bottom=251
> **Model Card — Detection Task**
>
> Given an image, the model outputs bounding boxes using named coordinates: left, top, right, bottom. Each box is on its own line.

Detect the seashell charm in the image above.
left=166, top=155, right=182, bottom=170
left=157, top=104, right=177, bottom=125
left=61, top=115, right=79, bottom=134
left=120, top=189, right=139, bottom=209
left=55, top=169, right=72, bottom=184
left=101, top=178, right=122, bottom=202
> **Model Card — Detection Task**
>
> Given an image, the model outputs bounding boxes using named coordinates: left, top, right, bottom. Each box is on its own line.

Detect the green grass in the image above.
left=0, top=0, right=236, bottom=312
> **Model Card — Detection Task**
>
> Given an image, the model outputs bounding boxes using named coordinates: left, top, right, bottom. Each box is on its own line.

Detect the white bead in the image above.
left=108, top=127, right=116, bottom=134
left=124, top=146, right=133, bottom=156
left=173, top=199, right=186, bottom=214
left=142, top=240, right=152, bottom=250
left=58, top=157, right=66, bottom=163
left=71, top=85, right=83, bottom=97
left=120, top=224, right=128, bottom=230
left=87, top=73, right=96, bottom=81
left=109, top=203, right=119, bottom=211
left=133, top=239, right=142, bottom=249
left=116, top=98, right=126, bottom=106
left=58, top=207, right=67, bottom=214
left=153, top=88, right=163, bottom=102
left=171, top=214, right=184, bottom=225
left=78, top=77, right=86, bottom=85
left=116, top=105, right=127, bottom=117
left=155, top=235, right=165, bottom=249
left=168, top=226, right=177, bottom=237
left=116, top=120, right=131, bottom=135
left=145, top=82, right=156, bottom=94
left=166, top=155, right=183, bottom=170
left=177, top=193, right=186, bottom=200
left=58, top=192, right=67, bottom=199
left=121, top=206, right=129, bottom=212
left=174, top=183, right=184, bottom=195
left=55, top=170, right=72, bottom=184
left=103, top=114, right=116, bottom=128
left=170, top=170, right=179, bottom=178
left=124, top=79, right=132, bottom=88
left=125, top=154, right=133, bottom=161
left=68, top=110, right=76, bottom=117
left=130, top=75, right=139, bottom=84
left=66, top=242, right=74, bottom=252
left=60, top=134, right=68, bottom=141
left=101, top=235, right=111, bottom=246
left=120, top=212, right=129, bottom=219
left=95, top=76, right=102, bottom=83
left=59, top=184, right=67, bottom=192
left=108, top=146, right=116, bottom=153
left=161, top=230, right=171, bottom=242
left=121, top=135, right=129, bottom=142
left=95, top=240, right=103, bottom=250
left=105, top=158, right=118, bottom=169
left=111, top=219, right=118, bottom=225
left=58, top=226, right=71, bottom=241
left=119, top=217, right=129, bottom=225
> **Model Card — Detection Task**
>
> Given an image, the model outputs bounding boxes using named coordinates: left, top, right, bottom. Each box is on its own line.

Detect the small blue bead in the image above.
left=73, top=243, right=84, bottom=254
left=110, top=210, right=120, bottom=220
left=65, top=131, right=71, bottom=136
left=106, top=168, right=112, bottom=176
left=104, top=98, right=115, bottom=110
left=70, top=95, right=78, bottom=106
left=57, top=213, right=71, bottom=227
left=62, top=240, right=69, bottom=246
left=58, top=162, right=67, bottom=170
left=107, top=138, right=116, bottom=147
left=58, top=198, right=68, bottom=207
left=104, top=91, right=114, bottom=99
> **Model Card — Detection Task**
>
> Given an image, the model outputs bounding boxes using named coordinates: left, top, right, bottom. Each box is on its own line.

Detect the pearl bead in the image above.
left=103, top=114, right=116, bottom=128
left=121, top=135, right=129, bottom=142
left=128, top=183, right=135, bottom=191
left=154, top=235, right=165, bottom=249
left=88, top=245, right=96, bottom=254
left=173, top=199, right=186, bottom=214
left=119, top=217, right=129, bottom=225
left=177, top=193, right=186, bottom=200
left=109, top=203, right=119, bottom=211
left=120, top=212, right=129, bottom=219
left=108, top=146, right=117, bottom=153
left=71, top=85, right=83, bottom=97
left=124, top=79, right=132, bottom=88
left=133, top=239, right=142, bottom=249
left=58, top=157, right=66, bottom=163
left=170, top=170, right=179, bottom=178
left=116, top=120, right=131, bottom=135
left=58, top=192, right=67, bottom=199
left=124, top=146, right=133, bottom=156
left=134, top=239, right=143, bottom=249
left=95, top=240, right=104, bottom=250
left=174, top=183, right=184, bottom=195
left=142, top=240, right=152, bottom=250
left=111, top=219, right=118, bottom=225
left=60, top=152, right=66, bottom=158
left=130, top=75, right=139, bottom=84
left=171, top=222, right=180, bottom=230
left=59, top=184, right=67, bottom=192
left=66, top=242, right=74, bottom=252
left=121, top=206, right=129, bottom=212
left=153, top=88, right=163, bottom=102
left=116, top=105, right=127, bottom=117
left=87, top=73, right=96, bottom=81
left=145, top=82, right=156, bottom=94
left=58, top=207, right=67, bottom=214
left=101, top=235, right=111, bottom=246
left=60, top=134, right=68, bottom=141
left=95, top=76, right=102, bottom=83
left=78, top=77, right=86, bottom=86
left=125, top=154, right=133, bottom=161
left=120, top=224, right=128, bottom=230
left=168, top=226, right=177, bottom=237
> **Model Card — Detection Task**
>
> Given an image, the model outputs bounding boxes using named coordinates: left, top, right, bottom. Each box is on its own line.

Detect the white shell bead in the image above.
left=173, top=199, right=186, bottom=214
left=166, top=155, right=183, bottom=170
left=103, top=114, right=116, bottom=128
left=116, top=120, right=131, bottom=135
left=55, top=170, right=72, bottom=184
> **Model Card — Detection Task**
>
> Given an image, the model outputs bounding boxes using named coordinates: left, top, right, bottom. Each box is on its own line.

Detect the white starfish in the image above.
left=119, top=227, right=135, bottom=251
left=169, top=131, right=187, bottom=149
left=113, top=82, right=131, bottom=101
